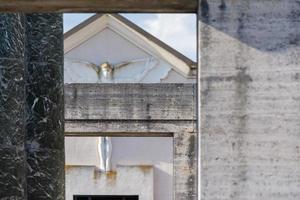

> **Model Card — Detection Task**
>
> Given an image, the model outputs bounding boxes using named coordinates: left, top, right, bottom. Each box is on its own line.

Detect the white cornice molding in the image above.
left=64, top=15, right=109, bottom=54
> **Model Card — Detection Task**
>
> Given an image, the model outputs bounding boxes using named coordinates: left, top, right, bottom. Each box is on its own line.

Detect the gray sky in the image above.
left=63, top=14, right=197, bottom=61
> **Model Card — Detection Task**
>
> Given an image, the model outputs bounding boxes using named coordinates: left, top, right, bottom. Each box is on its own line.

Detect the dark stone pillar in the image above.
left=0, top=14, right=27, bottom=199
left=25, top=14, right=64, bottom=199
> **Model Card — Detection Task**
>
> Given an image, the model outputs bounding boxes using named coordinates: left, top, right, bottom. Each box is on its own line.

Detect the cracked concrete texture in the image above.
left=200, top=0, right=300, bottom=199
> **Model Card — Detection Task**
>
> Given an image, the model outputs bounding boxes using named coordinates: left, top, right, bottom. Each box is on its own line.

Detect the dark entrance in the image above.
left=74, top=195, right=139, bottom=200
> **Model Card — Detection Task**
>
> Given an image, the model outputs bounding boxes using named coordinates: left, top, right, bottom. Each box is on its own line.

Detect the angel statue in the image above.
left=64, top=57, right=159, bottom=83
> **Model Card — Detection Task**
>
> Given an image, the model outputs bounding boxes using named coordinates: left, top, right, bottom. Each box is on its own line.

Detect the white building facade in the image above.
left=64, top=14, right=196, bottom=200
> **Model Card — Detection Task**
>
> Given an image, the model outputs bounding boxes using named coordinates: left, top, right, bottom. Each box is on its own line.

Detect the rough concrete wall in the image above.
left=200, top=0, right=300, bottom=199
left=65, top=83, right=195, bottom=120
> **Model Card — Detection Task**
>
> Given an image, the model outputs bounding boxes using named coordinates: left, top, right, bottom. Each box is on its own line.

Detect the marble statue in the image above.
left=97, top=137, right=112, bottom=172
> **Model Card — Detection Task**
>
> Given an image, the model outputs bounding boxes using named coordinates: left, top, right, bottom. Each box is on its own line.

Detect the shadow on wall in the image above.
left=199, top=0, right=300, bottom=52
left=153, top=165, right=173, bottom=200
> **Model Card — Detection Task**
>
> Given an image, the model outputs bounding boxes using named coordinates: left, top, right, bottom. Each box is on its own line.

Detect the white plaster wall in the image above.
left=65, top=137, right=99, bottom=166
left=111, top=137, right=173, bottom=200
left=64, top=27, right=165, bottom=84
left=66, top=165, right=153, bottom=200
left=65, top=137, right=173, bottom=200
left=64, top=27, right=191, bottom=84
left=65, top=28, right=150, bottom=64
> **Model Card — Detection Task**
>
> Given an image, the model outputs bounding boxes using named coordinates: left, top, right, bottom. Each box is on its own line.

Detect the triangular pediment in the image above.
left=64, top=14, right=196, bottom=79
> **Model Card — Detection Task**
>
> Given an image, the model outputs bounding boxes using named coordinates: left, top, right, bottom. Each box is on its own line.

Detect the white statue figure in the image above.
left=97, top=136, right=112, bottom=172
left=65, top=57, right=159, bottom=83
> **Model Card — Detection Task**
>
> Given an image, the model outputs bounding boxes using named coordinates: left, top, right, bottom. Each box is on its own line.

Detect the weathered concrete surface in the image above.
left=199, top=0, right=300, bottom=199
left=25, top=14, right=65, bottom=199
left=64, top=83, right=197, bottom=200
left=65, top=83, right=195, bottom=120
left=0, top=13, right=26, bottom=199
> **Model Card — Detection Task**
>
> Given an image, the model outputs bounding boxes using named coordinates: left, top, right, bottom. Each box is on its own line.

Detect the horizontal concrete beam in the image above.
left=65, top=83, right=196, bottom=121
left=0, top=0, right=198, bottom=13
left=65, top=120, right=195, bottom=136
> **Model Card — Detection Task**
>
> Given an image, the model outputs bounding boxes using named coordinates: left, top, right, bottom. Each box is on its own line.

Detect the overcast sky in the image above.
left=63, top=14, right=197, bottom=61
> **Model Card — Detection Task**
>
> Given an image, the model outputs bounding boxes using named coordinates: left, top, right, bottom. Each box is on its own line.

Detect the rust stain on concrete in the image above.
left=138, top=165, right=153, bottom=175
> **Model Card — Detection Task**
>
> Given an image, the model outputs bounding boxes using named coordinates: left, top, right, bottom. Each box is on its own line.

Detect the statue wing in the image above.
left=113, top=58, right=152, bottom=70
left=66, top=58, right=99, bottom=74
left=112, top=57, right=159, bottom=82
